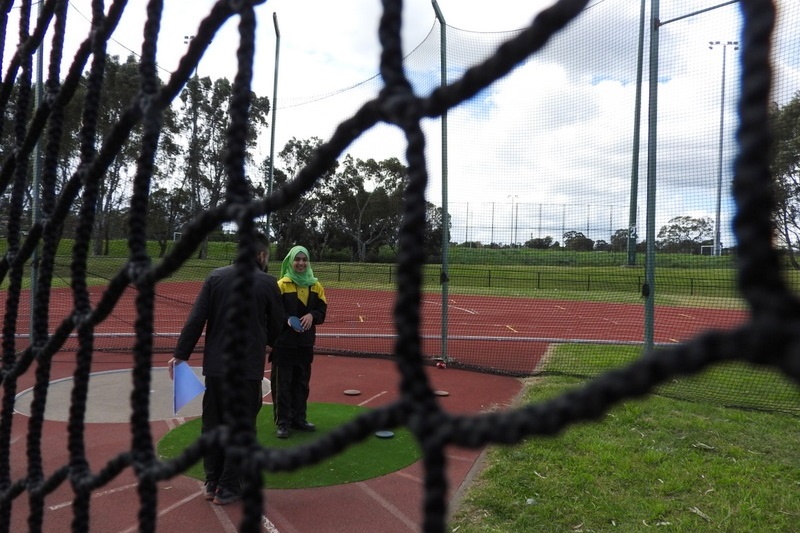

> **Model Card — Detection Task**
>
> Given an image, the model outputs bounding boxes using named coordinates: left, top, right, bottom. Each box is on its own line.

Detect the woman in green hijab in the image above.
left=271, top=246, right=328, bottom=439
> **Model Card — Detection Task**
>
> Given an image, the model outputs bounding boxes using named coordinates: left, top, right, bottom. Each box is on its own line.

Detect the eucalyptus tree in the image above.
left=656, top=216, right=713, bottom=254
left=317, top=155, right=406, bottom=262
left=176, top=76, right=270, bottom=257
left=769, top=92, right=800, bottom=268
left=268, top=136, right=334, bottom=258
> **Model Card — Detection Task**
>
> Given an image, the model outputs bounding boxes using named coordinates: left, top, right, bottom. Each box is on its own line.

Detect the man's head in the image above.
left=254, top=232, right=270, bottom=271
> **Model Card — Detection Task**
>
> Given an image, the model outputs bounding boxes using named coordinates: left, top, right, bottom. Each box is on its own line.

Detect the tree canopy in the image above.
left=769, top=92, right=800, bottom=267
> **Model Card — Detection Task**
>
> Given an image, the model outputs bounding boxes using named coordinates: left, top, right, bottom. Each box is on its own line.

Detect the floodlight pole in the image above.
left=642, top=0, right=738, bottom=351
left=643, top=0, right=660, bottom=352
left=507, top=195, right=518, bottom=246
left=432, top=0, right=449, bottom=364
left=184, top=35, right=198, bottom=220
left=31, top=0, right=44, bottom=328
left=267, top=13, right=280, bottom=241
left=709, top=40, right=737, bottom=257
left=626, top=0, right=647, bottom=266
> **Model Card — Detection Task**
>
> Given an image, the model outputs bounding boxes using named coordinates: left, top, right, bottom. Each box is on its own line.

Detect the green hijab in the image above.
left=280, top=245, right=318, bottom=287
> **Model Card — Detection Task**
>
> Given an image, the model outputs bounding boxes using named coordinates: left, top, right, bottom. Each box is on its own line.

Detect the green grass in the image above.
left=449, top=345, right=800, bottom=532
left=157, top=402, right=421, bottom=489
left=545, top=344, right=799, bottom=414
left=0, top=238, right=764, bottom=308
left=5, top=253, right=751, bottom=308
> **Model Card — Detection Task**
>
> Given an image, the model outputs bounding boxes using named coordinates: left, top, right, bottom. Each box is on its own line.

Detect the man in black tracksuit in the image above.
left=169, top=233, right=283, bottom=505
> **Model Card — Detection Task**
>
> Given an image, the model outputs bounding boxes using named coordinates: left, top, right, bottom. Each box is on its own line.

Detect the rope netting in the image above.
left=0, top=1, right=796, bottom=532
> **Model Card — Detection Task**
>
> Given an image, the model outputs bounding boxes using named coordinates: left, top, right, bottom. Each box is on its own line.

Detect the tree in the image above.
left=424, top=202, right=449, bottom=261
left=524, top=236, right=553, bottom=249
left=562, top=230, right=594, bottom=251
left=769, top=92, right=800, bottom=268
left=610, top=229, right=629, bottom=252
left=268, top=137, right=333, bottom=258
left=176, top=76, right=270, bottom=257
left=656, top=215, right=713, bottom=253
left=92, top=55, right=150, bottom=254
left=147, top=186, right=192, bottom=257
left=317, top=155, right=406, bottom=262
left=594, top=239, right=611, bottom=251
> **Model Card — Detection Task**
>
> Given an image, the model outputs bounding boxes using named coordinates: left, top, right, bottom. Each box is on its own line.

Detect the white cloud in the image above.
left=6, top=0, right=796, bottom=247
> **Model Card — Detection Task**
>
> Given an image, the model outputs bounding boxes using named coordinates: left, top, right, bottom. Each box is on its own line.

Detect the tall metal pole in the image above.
left=184, top=36, right=198, bottom=221
left=627, top=0, right=647, bottom=266
left=507, top=195, right=518, bottom=246
left=644, top=0, right=660, bottom=352
left=267, top=13, right=280, bottom=241
left=710, top=40, right=737, bottom=257
left=31, top=0, right=44, bottom=322
left=490, top=202, right=494, bottom=244
left=514, top=202, right=518, bottom=245
left=432, top=0, right=449, bottom=363
left=465, top=202, right=469, bottom=243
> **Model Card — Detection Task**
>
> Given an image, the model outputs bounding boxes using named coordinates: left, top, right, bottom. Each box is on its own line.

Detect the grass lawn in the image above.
left=449, top=344, right=800, bottom=532
left=157, top=402, right=421, bottom=489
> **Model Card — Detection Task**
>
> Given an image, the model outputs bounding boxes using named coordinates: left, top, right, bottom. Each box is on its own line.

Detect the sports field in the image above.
left=4, top=282, right=748, bottom=377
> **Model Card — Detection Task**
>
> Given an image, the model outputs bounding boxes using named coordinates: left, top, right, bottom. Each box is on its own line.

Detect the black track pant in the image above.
left=201, top=376, right=262, bottom=493
left=270, top=353, right=313, bottom=426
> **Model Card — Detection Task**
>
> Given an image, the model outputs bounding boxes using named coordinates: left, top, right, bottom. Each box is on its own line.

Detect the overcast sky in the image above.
left=8, top=1, right=799, bottom=247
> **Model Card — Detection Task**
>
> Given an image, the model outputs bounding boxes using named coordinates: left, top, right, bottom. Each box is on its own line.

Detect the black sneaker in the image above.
left=212, top=486, right=241, bottom=506
left=203, top=481, right=217, bottom=501
left=291, top=420, right=316, bottom=432
left=276, top=424, right=290, bottom=439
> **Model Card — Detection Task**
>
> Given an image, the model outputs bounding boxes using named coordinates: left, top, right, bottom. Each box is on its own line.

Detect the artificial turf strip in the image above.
left=157, top=402, right=421, bottom=489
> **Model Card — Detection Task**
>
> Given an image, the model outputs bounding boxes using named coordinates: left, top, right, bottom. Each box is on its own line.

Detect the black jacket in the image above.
left=173, top=261, right=284, bottom=380
left=273, top=278, right=327, bottom=353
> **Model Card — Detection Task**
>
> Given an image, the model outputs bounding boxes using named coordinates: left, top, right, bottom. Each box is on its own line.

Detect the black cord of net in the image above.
left=732, top=0, right=799, bottom=317
left=24, top=4, right=71, bottom=526
left=0, top=0, right=36, bottom=525
left=62, top=4, right=117, bottom=531
left=0, top=0, right=794, bottom=532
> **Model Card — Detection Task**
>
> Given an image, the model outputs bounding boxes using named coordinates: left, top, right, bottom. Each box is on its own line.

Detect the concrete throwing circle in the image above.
left=14, top=367, right=271, bottom=423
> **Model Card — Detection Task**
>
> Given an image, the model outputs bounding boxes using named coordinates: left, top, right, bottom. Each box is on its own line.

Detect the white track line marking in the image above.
left=505, top=325, right=517, bottom=333
left=395, top=471, right=422, bottom=483
left=358, top=391, right=388, bottom=407
left=262, top=514, right=281, bottom=533
left=116, top=489, right=224, bottom=533
left=49, top=482, right=139, bottom=511
left=357, top=482, right=417, bottom=531
left=422, top=299, right=477, bottom=314
left=207, top=496, right=239, bottom=533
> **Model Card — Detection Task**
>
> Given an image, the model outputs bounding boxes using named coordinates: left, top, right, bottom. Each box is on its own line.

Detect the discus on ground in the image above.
left=375, top=430, right=394, bottom=439
left=343, top=389, right=361, bottom=396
